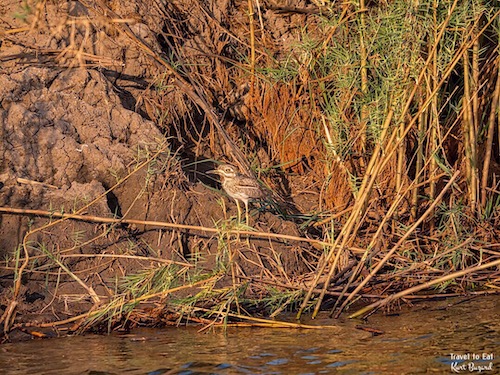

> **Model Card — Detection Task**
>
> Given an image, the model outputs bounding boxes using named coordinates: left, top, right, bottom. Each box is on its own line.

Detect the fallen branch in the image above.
left=0, top=206, right=339, bottom=249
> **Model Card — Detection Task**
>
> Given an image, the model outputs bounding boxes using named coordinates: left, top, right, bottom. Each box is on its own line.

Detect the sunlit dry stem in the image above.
left=463, top=47, right=478, bottom=210
left=358, top=0, right=368, bottom=155
left=247, top=0, right=255, bottom=106
left=480, top=56, right=500, bottom=207
left=411, top=93, right=426, bottom=220
left=429, top=1, right=439, bottom=206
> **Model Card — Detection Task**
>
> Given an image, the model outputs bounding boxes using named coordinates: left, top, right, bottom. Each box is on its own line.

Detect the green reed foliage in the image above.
left=120, top=265, right=183, bottom=298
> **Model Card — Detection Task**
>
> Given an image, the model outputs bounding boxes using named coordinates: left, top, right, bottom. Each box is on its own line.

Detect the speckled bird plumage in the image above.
left=210, top=164, right=264, bottom=223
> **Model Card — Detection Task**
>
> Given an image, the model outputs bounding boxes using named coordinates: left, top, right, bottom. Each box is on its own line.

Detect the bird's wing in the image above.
left=238, top=176, right=261, bottom=188
left=239, top=176, right=265, bottom=198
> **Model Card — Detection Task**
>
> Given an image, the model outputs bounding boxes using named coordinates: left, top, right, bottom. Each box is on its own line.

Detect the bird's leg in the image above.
left=234, top=199, right=242, bottom=242
left=235, top=199, right=242, bottom=224
left=244, top=200, right=249, bottom=226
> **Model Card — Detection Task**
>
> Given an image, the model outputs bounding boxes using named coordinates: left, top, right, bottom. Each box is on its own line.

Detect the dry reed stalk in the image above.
left=191, top=307, right=338, bottom=329
left=349, top=257, right=500, bottom=318
left=411, top=93, right=426, bottom=220
left=321, top=5, right=349, bottom=53
left=463, top=47, right=478, bottom=210
left=247, top=0, right=256, bottom=104
left=313, top=204, right=354, bottom=227
left=358, top=0, right=368, bottom=156
left=480, top=56, right=500, bottom=207
left=0, top=26, right=31, bottom=35
left=228, top=244, right=241, bottom=315
left=16, top=178, right=58, bottom=189
left=472, top=30, right=480, bottom=142
left=396, top=121, right=405, bottom=197
left=428, top=6, right=438, bottom=205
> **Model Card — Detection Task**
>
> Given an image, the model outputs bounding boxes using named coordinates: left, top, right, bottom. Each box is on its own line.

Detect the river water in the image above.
left=0, top=295, right=498, bottom=374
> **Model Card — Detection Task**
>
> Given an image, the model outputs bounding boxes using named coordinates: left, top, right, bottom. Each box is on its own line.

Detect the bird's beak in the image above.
left=208, top=169, right=221, bottom=175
